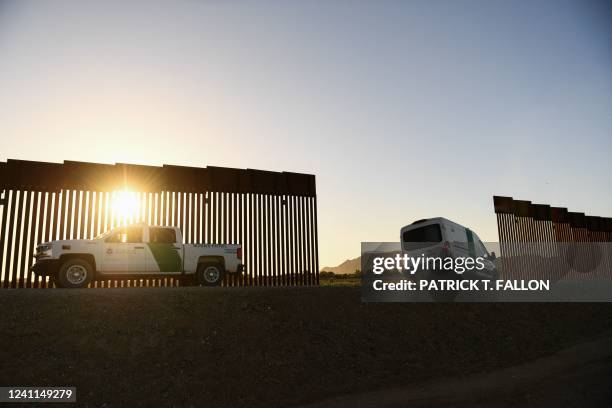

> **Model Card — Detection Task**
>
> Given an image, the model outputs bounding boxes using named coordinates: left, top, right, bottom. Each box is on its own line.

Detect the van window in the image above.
left=402, top=224, right=442, bottom=250
left=150, top=227, right=177, bottom=244
left=476, top=239, right=489, bottom=257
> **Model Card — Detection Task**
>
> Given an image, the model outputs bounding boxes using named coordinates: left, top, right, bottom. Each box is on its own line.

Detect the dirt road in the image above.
left=1, top=287, right=611, bottom=407
left=301, top=335, right=612, bottom=407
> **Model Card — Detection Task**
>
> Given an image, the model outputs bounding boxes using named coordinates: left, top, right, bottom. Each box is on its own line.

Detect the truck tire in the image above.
left=57, top=258, right=94, bottom=288
left=196, top=262, right=224, bottom=286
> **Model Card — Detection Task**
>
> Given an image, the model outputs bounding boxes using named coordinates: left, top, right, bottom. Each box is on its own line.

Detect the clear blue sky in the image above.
left=0, top=0, right=611, bottom=267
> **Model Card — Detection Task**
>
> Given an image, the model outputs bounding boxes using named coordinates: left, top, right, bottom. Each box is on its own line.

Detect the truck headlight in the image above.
left=36, top=244, right=52, bottom=255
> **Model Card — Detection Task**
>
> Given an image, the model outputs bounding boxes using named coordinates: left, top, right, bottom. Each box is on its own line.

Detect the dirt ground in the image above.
left=302, top=335, right=612, bottom=407
left=1, top=287, right=611, bottom=407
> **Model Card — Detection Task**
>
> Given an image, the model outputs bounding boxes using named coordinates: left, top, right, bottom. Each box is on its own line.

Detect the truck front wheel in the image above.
left=196, top=263, right=224, bottom=286
left=57, top=259, right=94, bottom=288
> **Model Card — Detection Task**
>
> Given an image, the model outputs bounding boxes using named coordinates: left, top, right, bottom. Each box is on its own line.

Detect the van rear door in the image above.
left=401, top=223, right=444, bottom=257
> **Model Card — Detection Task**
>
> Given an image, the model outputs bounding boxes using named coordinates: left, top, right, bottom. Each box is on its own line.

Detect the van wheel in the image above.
left=196, top=263, right=224, bottom=286
left=57, top=259, right=94, bottom=288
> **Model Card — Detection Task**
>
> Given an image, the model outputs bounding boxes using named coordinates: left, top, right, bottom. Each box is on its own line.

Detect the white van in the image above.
left=400, top=217, right=498, bottom=279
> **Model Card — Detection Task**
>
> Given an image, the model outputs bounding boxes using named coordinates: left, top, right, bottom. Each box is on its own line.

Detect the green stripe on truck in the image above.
left=147, top=243, right=182, bottom=272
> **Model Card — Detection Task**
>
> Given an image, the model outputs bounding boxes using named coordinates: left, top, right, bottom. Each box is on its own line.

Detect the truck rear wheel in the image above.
left=57, top=258, right=94, bottom=288
left=196, top=262, right=224, bottom=286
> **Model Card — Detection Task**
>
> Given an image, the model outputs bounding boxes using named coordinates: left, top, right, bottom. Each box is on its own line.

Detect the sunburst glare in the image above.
left=111, top=190, right=141, bottom=226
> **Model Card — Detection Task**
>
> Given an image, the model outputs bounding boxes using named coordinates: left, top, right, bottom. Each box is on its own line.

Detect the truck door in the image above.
left=101, top=226, right=147, bottom=273
left=146, top=227, right=183, bottom=273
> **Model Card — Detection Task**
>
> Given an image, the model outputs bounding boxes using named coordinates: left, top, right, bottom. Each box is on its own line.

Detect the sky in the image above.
left=0, top=0, right=611, bottom=268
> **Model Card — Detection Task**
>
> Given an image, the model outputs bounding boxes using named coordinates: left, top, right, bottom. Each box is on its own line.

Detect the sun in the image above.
left=111, top=190, right=141, bottom=225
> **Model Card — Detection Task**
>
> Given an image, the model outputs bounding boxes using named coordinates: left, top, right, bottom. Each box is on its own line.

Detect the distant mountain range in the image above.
left=321, top=257, right=361, bottom=274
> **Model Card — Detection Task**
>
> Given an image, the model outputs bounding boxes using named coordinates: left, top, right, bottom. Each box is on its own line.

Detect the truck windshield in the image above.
left=94, top=230, right=111, bottom=240
left=402, top=224, right=442, bottom=250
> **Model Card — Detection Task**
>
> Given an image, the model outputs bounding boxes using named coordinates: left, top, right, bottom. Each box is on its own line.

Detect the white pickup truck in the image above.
left=31, top=223, right=244, bottom=288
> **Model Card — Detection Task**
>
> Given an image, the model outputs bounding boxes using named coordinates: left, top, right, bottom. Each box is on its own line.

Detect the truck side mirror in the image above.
left=489, top=252, right=496, bottom=260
